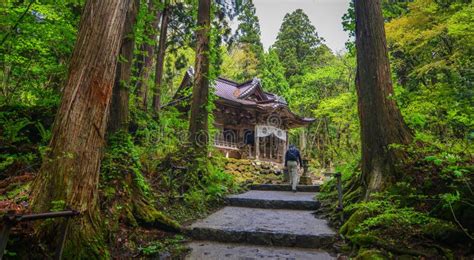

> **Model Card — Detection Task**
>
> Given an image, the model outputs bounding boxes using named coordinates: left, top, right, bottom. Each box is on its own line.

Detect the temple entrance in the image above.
left=257, top=135, right=285, bottom=163
left=255, top=125, right=287, bottom=163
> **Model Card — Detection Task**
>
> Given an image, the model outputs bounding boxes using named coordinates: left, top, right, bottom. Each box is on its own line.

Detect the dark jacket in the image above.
left=285, top=146, right=302, bottom=167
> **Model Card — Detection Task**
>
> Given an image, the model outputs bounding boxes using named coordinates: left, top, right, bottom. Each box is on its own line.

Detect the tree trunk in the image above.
left=30, top=0, right=130, bottom=257
left=188, top=0, right=211, bottom=153
left=152, top=5, right=171, bottom=114
left=136, top=0, right=162, bottom=110
left=354, top=0, right=413, bottom=199
left=109, top=0, right=139, bottom=133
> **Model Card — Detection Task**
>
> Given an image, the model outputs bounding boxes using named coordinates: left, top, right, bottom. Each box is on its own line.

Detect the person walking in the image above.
left=285, top=144, right=303, bottom=192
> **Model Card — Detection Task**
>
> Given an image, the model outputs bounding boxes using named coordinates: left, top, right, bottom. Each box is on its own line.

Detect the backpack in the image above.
left=286, top=149, right=298, bottom=161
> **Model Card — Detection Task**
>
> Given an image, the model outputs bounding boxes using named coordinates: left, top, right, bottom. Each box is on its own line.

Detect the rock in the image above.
left=188, top=206, right=335, bottom=248
left=185, top=242, right=335, bottom=260
left=226, top=190, right=321, bottom=210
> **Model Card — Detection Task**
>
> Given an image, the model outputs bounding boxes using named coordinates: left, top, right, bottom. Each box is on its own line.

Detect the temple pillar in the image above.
left=263, top=137, right=267, bottom=159
left=255, top=125, right=259, bottom=159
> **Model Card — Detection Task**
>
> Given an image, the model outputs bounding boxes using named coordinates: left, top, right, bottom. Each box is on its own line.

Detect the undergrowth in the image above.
left=319, top=141, right=473, bottom=259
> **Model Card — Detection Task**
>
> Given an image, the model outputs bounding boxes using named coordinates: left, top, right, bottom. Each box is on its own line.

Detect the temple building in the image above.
left=171, top=68, right=314, bottom=164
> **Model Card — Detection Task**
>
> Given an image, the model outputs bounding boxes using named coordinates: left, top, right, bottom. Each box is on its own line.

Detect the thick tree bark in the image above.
left=188, top=0, right=211, bottom=152
left=152, top=5, right=171, bottom=114
left=354, top=0, right=413, bottom=199
left=109, top=0, right=139, bottom=133
left=30, top=0, right=130, bottom=256
left=136, top=0, right=162, bottom=110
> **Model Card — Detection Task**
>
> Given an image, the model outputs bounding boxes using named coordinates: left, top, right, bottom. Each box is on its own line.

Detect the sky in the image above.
left=250, top=0, right=351, bottom=53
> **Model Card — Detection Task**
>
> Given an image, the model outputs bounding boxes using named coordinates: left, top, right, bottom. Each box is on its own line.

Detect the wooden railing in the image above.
left=0, top=210, right=80, bottom=259
left=213, top=136, right=239, bottom=150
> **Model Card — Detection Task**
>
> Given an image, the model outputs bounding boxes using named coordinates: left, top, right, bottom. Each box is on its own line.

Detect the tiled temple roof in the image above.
left=170, top=67, right=315, bottom=126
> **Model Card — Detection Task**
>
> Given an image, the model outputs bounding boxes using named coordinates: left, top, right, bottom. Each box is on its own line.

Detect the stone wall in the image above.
left=224, top=158, right=284, bottom=185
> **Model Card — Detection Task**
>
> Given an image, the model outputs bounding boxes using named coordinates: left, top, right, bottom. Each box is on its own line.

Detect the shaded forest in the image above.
left=0, top=0, right=472, bottom=258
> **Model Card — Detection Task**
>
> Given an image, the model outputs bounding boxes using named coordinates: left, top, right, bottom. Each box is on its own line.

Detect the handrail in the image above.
left=0, top=210, right=79, bottom=260
left=3, top=210, right=79, bottom=223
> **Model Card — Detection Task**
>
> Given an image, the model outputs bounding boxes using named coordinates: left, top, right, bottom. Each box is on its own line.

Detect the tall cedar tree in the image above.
left=152, top=4, right=171, bottom=114
left=136, top=0, right=162, bottom=110
left=273, top=9, right=322, bottom=77
left=109, top=0, right=139, bottom=133
left=355, top=0, right=413, bottom=198
left=261, top=49, right=289, bottom=97
left=188, top=0, right=211, bottom=153
left=30, top=0, right=130, bottom=256
left=233, top=0, right=263, bottom=60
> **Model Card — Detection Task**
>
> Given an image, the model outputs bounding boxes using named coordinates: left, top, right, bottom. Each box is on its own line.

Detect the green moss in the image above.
left=62, top=227, right=110, bottom=259
left=140, top=235, right=189, bottom=257
left=134, top=201, right=181, bottom=232
left=349, top=234, right=378, bottom=246
left=5, top=183, right=30, bottom=199
left=340, top=206, right=373, bottom=237
left=103, top=186, right=116, bottom=198
left=342, top=186, right=362, bottom=207
left=421, top=221, right=462, bottom=242
left=355, top=248, right=387, bottom=260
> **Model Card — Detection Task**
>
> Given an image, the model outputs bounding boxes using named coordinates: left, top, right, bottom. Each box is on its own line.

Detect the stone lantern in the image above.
left=299, top=159, right=312, bottom=185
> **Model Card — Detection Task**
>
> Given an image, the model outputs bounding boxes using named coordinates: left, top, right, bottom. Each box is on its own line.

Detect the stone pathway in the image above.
left=185, top=184, right=337, bottom=259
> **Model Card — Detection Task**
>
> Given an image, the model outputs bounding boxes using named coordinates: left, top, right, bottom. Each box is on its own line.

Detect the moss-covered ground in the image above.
left=318, top=145, right=473, bottom=259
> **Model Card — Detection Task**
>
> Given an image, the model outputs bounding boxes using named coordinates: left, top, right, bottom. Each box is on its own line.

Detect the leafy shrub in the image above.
left=0, top=105, right=56, bottom=177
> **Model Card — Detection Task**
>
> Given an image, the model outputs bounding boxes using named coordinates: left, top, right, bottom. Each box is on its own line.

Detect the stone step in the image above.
left=250, top=184, right=320, bottom=192
left=185, top=241, right=335, bottom=260
left=225, top=190, right=320, bottom=210
left=188, top=206, right=336, bottom=248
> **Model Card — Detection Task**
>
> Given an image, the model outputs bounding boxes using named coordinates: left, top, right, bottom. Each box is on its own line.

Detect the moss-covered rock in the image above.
left=422, top=221, right=465, bottom=244
left=223, top=159, right=284, bottom=185
left=355, top=248, right=387, bottom=260
left=340, top=207, right=373, bottom=237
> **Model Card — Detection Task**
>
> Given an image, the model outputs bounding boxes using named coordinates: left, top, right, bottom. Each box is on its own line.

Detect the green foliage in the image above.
left=340, top=197, right=463, bottom=257
left=156, top=149, right=238, bottom=215
left=0, top=105, right=55, bottom=175
left=221, top=44, right=259, bottom=82
left=232, top=0, right=264, bottom=61
left=100, top=131, right=181, bottom=235
left=273, top=9, right=326, bottom=77
left=260, top=49, right=289, bottom=98
left=139, top=235, right=188, bottom=257
left=321, top=139, right=473, bottom=257
left=387, top=0, right=473, bottom=144
left=0, top=1, right=79, bottom=105
left=2, top=0, right=472, bottom=257
left=50, top=200, right=66, bottom=211
left=101, top=131, right=148, bottom=193
left=284, top=53, right=358, bottom=167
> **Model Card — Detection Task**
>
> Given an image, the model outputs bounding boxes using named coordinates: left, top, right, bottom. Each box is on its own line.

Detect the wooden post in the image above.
left=0, top=220, right=13, bottom=259
left=279, top=139, right=283, bottom=163
left=269, top=136, right=273, bottom=160
left=263, top=137, right=267, bottom=160
left=255, top=125, right=259, bottom=159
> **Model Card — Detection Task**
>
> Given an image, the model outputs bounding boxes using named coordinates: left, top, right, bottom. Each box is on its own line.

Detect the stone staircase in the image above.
left=185, top=184, right=337, bottom=259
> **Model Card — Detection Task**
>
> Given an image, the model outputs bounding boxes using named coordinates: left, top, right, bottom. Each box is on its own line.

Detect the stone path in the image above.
left=226, top=190, right=320, bottom=210
left=185, top=184, right=337, bottom=259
